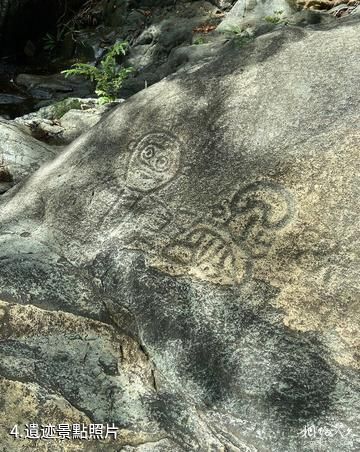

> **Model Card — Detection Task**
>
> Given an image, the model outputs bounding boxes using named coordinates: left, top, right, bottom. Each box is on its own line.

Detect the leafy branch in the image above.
left=62, top=42, right=134, bottom=104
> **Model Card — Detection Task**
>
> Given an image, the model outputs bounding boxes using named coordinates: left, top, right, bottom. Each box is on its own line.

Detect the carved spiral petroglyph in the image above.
left=229, top=181, right=294, bottom=229
left=158, top=181, right=294, bottom=285
left=126, top=132, right=182, bottom=193
left=226, top=181, right=294, bottom=257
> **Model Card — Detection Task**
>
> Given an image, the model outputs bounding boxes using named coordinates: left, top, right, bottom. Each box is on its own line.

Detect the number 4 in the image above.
left=10, top=425, right=20, bottom=439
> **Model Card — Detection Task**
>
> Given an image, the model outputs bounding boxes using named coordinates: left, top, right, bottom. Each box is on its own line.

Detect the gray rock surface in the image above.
left=0, top=120, right=57, bottom=186
left=0, top=16, right=360, bottom=452
left=217, top=0, right=335, bottom=34
left=217, top=0, right=296, bottom=32
left=14, top=98, right=124, bottom=145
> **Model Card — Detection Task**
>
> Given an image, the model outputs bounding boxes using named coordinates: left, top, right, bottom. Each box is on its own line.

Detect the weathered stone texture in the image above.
left=0, top=16, right=359, bottom=452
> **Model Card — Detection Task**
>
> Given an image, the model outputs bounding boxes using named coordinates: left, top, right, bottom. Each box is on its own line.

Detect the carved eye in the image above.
left=142, top=147, right=155, bottom=159
left=155, top=156, right=169, bottom=171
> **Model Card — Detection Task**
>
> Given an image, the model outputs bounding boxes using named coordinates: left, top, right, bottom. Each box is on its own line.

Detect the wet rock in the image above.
left=0, top=16, right=360, bottom=452
left=15, top=73, right=92, bottom=104
left=0, top=93, right=26, bottom=105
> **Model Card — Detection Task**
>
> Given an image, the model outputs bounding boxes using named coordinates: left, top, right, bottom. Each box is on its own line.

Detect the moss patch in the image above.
left=52, top=98, right=82, bottom=119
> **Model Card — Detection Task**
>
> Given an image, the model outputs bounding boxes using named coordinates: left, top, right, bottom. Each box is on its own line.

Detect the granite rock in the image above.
left=0, top=16, right=359, bottom=452
left=0, top=119, right=57, bottom=187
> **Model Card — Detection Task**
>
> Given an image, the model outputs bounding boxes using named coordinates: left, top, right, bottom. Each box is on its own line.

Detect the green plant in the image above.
left=43, top=32, right=59, bottom=52
left=221, top=25, right=243, bottom=38
left=233, top=33, right=254, bottom=47
left=42, top=0, right=94, bottom=54
left=221, top=25, right=254, bottom=46
left=193, top=36, right=206, bottom=45
left=220, top=26, right=254, bottom=47
left=62, top=42, right=134, bottom=104
left=52, top=98, right=83, bottom=119
left=42, top=24, right=83, bottom=56
left=264, top=10, right=286, bottom=24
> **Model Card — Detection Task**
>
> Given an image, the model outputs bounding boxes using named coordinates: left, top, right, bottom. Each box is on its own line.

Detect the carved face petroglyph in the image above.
left=126, top=132, right=181, bottom=192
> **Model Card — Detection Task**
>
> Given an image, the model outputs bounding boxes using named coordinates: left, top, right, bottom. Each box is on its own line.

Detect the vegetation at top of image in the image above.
left=193, top=36, right=207, bottom=45
left=43, top=32, right=60, bottom=53
left=221, top=24, right=243, bottom=37
left=220, top=26, right=255, bottom=47
left=42, top=0, right=102, bottom=55
left=43, top=27, right=83, bottom=54
left=61, top=42, right=134, bottom=104
left=264, top=10, right=287, bottom=24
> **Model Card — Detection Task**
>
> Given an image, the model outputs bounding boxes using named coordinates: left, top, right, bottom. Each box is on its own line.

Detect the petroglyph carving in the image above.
left=103, top=132, right=181, bottom=242
left=163, top=224, right=249, bottom=285
left=157, top=181, right=294, bottom=285
left=126, top=132, right=182, bottom=192
left=120, top=138, right=294, bottom=286
left=229, top=181, right=294, bottom=229
left=226, top=181, right=294, bottom=257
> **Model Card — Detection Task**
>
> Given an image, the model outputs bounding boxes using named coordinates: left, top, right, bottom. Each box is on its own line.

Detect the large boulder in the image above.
left=15, top=73, right=92, bottom=106
left=0, top=16, right=359, bottom=451
left=0, top=119, right=57, bottom=189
